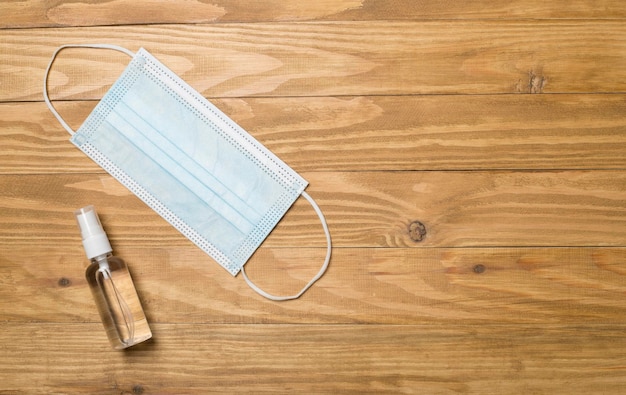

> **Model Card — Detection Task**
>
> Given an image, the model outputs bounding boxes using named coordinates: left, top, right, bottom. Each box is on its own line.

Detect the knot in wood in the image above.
left=58, top=277, right=71, bottom=287
left=408, top=220, right=427, bottom=242
left=473, top=264, right=486, bottom=274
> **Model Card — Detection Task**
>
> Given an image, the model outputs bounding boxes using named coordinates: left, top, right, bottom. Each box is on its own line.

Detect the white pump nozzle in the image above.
left=75, top=205, right=112, bottom=259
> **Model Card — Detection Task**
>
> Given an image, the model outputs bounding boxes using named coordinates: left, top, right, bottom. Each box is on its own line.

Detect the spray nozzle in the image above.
left=75, top=205, right=112, bottom=259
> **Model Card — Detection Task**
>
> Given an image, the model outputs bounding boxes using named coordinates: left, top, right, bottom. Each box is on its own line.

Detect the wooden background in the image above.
left=1, top=1, right=626, bottom=393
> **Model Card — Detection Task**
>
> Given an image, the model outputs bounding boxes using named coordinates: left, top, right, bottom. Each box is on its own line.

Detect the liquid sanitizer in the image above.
left=75, top=205, right=152, bottom=349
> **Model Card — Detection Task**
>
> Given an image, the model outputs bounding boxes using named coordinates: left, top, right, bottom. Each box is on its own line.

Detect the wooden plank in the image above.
left=2, top=246, right=626, bottom=325
left=3, top=0, right=626, bottom=28
left=4, top=21, right=626, bottom=101
left=3, top=95, right=625, bottom=174
left=0, top=171, right=624, bottom=249
left=2, top=322, right=626, bottom=394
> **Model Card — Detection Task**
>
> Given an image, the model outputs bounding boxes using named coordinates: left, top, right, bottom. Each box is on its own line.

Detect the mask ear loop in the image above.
left=43, top=44, right=136, bottom=135
left=241, top=191, right=332, bottom=301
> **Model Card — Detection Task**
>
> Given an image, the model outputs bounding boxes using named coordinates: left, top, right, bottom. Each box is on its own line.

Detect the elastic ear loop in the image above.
left=43, top=44, right=135, bottom=135
left=241, top=191, right=332, bottom=301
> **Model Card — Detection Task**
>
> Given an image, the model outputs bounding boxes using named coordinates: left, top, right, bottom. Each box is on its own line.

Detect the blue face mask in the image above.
left=44, top=44, right=331, bottom=300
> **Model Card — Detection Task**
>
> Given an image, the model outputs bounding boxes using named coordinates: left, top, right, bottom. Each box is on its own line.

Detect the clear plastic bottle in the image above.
left=75, top=205, right=152, bottom=349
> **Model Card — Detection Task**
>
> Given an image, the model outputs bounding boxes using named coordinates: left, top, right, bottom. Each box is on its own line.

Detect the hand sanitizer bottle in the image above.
left=75, top=205, right=152, bottom=349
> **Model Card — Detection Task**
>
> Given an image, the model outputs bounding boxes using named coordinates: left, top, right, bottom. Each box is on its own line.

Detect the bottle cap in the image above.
left=74, top=205, right=112, bottom=259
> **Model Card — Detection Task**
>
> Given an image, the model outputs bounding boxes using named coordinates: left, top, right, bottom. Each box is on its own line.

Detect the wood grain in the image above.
left=0, top=171, right=623, bottom=248
left=3, top=0, right=626, bottom=28
left=3, top=1, right=626, bottom=393
left=4, top=21, right=626, bottom=101
left=3, top=94, right=626, bottom=174
left=2, top=323, right=626, bottom=394
left=1, top=246, right=625, bottom=326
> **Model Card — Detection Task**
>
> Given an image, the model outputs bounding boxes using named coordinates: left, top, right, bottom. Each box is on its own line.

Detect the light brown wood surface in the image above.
left=1, top=1, right=625, bottom=394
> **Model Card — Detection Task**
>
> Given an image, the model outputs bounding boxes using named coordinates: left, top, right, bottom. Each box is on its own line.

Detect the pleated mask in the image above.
left=44, top=44, right=331, bottom=300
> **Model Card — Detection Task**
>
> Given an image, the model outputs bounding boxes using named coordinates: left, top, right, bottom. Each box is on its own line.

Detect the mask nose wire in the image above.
left=241, top=190, right=332, bottom=301
left=43, top=44, right=136, bottom=136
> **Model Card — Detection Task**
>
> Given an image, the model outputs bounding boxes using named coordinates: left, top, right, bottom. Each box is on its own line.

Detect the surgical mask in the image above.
left=43, top=44, right=331, bottom=301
